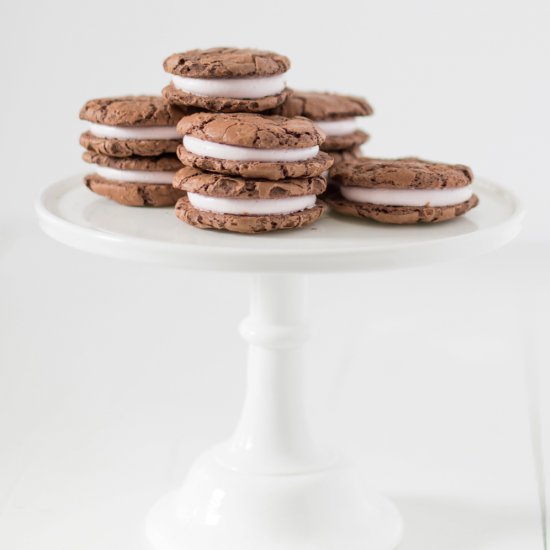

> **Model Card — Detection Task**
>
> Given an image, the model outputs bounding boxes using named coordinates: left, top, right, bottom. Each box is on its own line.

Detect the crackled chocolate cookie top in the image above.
left=276, top=91, right=373, bottom=120
left=164, top=47, right=290, bottom=78
left=83, top=151, right=182, bottom=171
left=177, top=112, right=325, bottom=148
left=173, top=166, right=326, bottom=199
left=331, top=157, right=473, bottom=189
left=84, top=175, right=185, bottom=207
left=79, top=96, right=188, bottom=126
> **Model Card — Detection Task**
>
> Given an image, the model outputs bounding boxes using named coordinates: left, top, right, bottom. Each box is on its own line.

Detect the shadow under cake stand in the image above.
left=36, top=176, right=523, bottom=550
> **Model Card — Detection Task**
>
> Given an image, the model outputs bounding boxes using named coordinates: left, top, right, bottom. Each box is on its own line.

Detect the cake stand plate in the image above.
left=37, top=176, right=522, bottom=273
left=36, top=176, right=523, bottom=550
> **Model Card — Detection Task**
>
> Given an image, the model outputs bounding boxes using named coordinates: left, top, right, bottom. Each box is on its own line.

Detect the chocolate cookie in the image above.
left=325, top=188, right=479, bottom=224
left=176, top=112, right=333, bottom=180
left=84, top=176, right=185, bottom=207
left=276, top=91, right=373, bottom=120
left=173, top=166, right=326, bottom=198
left=164, top=48, right=290, bottom=78
left=331, top=157, right=473, bottom=189
left=175, top=195, right=326, bottom=234
left=321, top=130, right=369, bottom=152
left=80, top=96, right=190, bottom=157
left=163, top=47, right=290, bottom=113
left=79, top=132, right=180, bottom=158
left=275, top=90, right=373, bottom=151
left=178, top=112, right=323, bottom=148
left=82, top=151, right=183, bottom=207
left=176, top=146, right=332, bottom=181
left=80, top=96, right=186, bottom=126
left=327, top=157, right=478, bottom=224
left=82, top=151, right=182, bottom=171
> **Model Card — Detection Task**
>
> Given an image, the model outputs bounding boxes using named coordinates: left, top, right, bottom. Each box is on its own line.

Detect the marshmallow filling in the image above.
left=171, top=73, right=287, bottom=99
left=183, top=135, right=319, bottom=162
left=315, top=118, right=358, bottom=137
left=96, top=166, right=176, bottom=184
left=89, top=123, right=180, bottom=140
left=340, top=185, right=474, bottom=207
left=188, top=193, right=316, bottom=216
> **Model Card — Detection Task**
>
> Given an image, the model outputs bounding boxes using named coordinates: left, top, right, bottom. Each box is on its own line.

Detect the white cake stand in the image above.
left=36, top=176, right=523, bottom=550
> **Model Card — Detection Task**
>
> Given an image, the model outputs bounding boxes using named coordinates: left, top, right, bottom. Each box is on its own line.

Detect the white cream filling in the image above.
left=183, top=135, right=319, bottom=162
left=188, top=193, right=316, bottom=216
left=315, top=118, right=358, bottom=136
left=89, top=123, right=180, bottom=140
left=171, top=73, right=287, bottom=99
left=96, top=166, right=176, bottom=184
left=340, top=185, right=473, bottom=207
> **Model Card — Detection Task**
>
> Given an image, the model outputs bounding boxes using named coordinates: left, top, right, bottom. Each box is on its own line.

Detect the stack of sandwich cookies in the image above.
left=275, top=91, right=372, bottom=164
left=327, top=157, right=478, bottom=224
left=163, top=48, right=290, bottom=113
left=79, top=96, right=187, bottom=206
left=174, top=112, right=332, bottom=232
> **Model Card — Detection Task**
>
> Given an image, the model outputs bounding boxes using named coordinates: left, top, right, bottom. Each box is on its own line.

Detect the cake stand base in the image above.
left=146, top=454, right=402, bottom=550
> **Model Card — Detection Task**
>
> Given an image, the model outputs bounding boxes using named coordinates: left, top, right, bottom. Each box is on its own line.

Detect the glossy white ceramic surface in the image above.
left=146, top=456, right=403, bottom=550
left=146, top=275, right=403, bottom=550
left=35, top=176, right=523, bottom=273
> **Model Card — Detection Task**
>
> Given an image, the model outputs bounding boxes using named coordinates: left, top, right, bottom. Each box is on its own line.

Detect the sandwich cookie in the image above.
left=275, top=91, right=373, bottom=151
left=83, top=151, right=184, bottom=207
left=327, top=157, right=478, bottom=224
left=173, top=166, right=326, bottom=233
left=80, top=96, right=189, bottom=157
left=176, top=112, right=333, bottom=180
left=163, top=47, right=290, bottom=113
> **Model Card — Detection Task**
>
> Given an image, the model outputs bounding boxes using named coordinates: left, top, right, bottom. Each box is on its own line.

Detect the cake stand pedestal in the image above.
left=36, top=176, right=523, bottom=550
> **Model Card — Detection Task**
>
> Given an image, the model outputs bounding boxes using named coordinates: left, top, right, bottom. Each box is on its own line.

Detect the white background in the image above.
left=1, top=0, right=549, bottom=548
